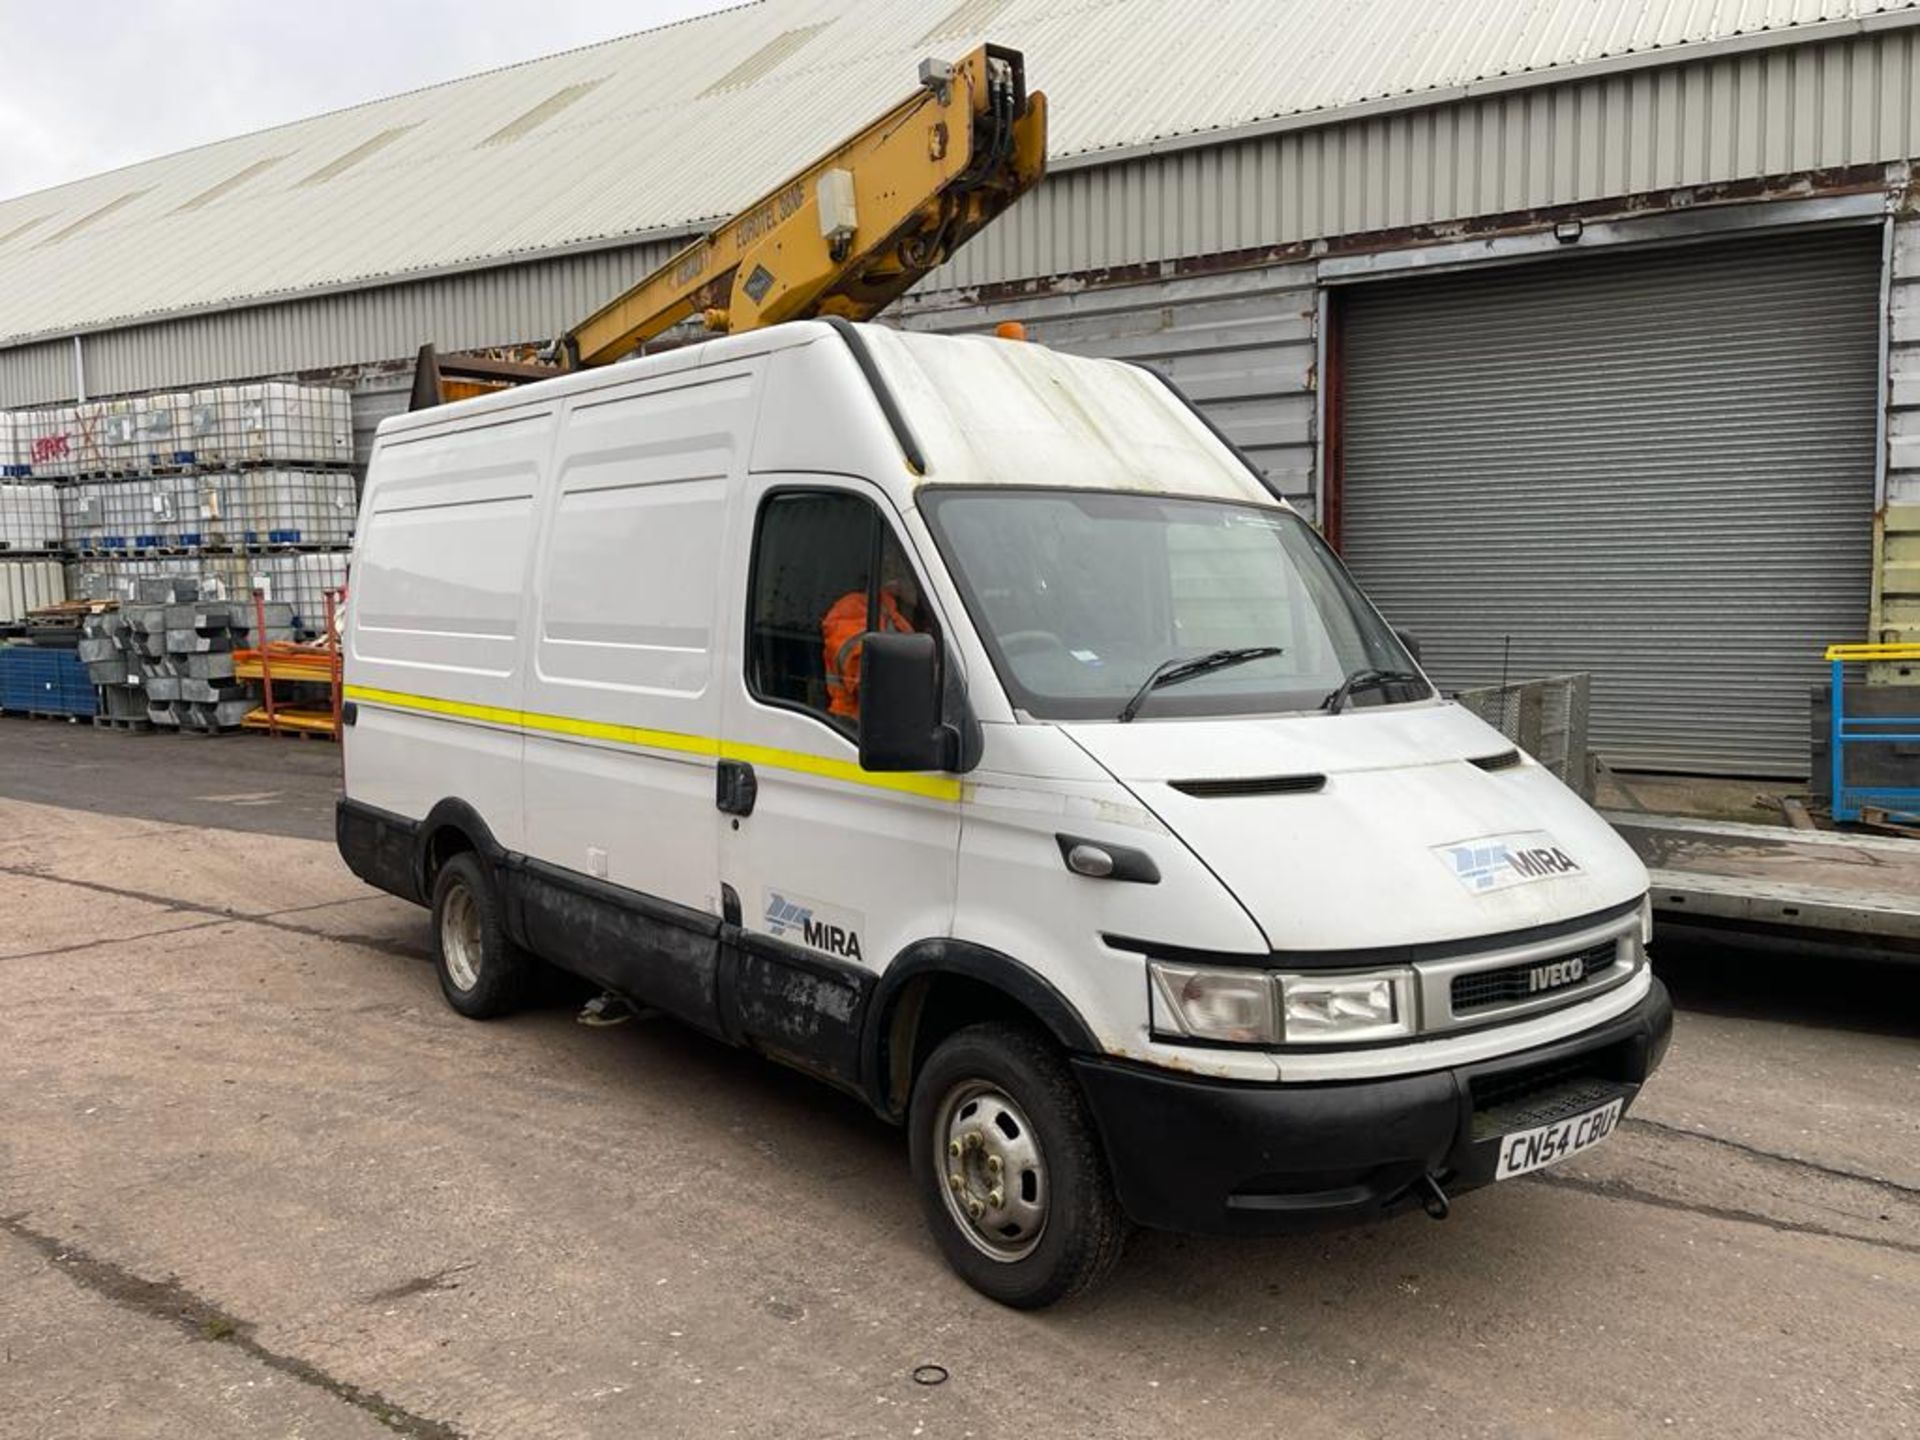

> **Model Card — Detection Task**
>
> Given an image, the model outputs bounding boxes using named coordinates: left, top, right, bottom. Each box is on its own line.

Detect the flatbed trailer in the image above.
left=1611, top=812, right=1920, bottom=960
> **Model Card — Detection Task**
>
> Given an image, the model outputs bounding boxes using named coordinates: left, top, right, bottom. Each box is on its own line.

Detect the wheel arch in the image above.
left=863, top=939, right=1102, bottom=1121
left=414, top=798, right=508, bottom=902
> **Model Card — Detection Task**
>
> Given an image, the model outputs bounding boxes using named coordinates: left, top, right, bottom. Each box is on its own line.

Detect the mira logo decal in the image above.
left=1435, top=833, right=1582, bottom=894
left=764, top=890, right=865, bottom=963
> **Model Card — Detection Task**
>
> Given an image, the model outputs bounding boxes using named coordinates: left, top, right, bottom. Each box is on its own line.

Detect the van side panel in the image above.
left=346, top=407, right=554, bottom=848
left=517, top=362, right=761, bottom=1028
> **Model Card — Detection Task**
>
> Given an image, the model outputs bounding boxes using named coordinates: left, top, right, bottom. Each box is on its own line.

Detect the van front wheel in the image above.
left=430, top=853, right=532, bottom=1019
left=909, top=1023, right=1128, bottom=1308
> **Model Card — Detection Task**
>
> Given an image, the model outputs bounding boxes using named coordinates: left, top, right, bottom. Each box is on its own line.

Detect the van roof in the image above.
left=864, top=326, right=1275, bottom=507
left=375, top=321, right=1281, bottom=511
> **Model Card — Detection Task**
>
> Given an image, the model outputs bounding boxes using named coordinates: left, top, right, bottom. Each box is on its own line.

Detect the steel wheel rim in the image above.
left=440, top=882, right=482, bottom=992
left=933, top=1079, right=1048, bottom=1263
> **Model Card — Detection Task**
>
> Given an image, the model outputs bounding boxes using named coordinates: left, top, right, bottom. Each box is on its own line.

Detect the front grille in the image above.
left=1469, top=1053, right=1602, bottom=1116
left=1450, top=939, right=1618, bottom=1014
left=1471, top=1075, right=1626, bottom=1140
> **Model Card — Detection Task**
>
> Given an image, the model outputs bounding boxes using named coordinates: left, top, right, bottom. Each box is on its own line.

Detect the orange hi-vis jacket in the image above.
left=823, top=588, right=914, bottom=719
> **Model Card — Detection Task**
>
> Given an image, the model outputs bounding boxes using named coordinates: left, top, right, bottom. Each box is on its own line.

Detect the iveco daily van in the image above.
left=337, top=318, right=1672, bottom=1307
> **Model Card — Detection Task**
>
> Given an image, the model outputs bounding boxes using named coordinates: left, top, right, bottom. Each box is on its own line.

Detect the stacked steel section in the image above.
left=83, top=578, right=296, bottom=732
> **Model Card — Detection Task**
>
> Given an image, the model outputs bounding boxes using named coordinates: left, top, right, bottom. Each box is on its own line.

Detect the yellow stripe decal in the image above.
left=343, top=683, right=962, bottom=803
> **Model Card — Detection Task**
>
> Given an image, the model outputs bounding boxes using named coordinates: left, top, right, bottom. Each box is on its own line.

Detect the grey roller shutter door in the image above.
left=1338, top=228, right=1879, bottom=777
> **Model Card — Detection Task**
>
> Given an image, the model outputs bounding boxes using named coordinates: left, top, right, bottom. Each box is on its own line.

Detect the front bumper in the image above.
left=1073, top=978, right=1672, bottom=1236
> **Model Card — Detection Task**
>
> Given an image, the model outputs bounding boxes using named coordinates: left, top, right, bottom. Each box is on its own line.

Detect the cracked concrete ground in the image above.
left=0, top=724, right=1917, bottom=1439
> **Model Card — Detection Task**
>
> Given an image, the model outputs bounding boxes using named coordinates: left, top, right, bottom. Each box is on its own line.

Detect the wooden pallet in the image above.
left=1860, top=807, right=1920, bottom=840
left=27, top=600, right=116, bottom=624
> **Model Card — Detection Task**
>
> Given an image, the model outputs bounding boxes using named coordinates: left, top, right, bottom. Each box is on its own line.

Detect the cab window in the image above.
left=747, top=490, right=931, bottom=734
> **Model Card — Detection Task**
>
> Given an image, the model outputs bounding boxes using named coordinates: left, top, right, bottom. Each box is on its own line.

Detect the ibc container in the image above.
left=61, top=483, right=99, bottom=550
left=128, top=474, right=196, bottom=547
left=20, top=408, right=76, bottom=479
left=68, top=555, right=253, bottom=607
left=0, top=483, right=63, bottom=552
left=60, top=477, right=206, bottom=551
left=250, top=551, right=347, bottom=636
left=188, top=383, right=352, bottom=466
left=232, top=468, right=358, bottom=545
left=135, top=392, right=193, bottom=470
left=70, top=479, right=150, bottom=550
left=85, top=398, right=132, bottom=476
left=0, top=412, right=22, bottom=477
left=185, top=390, right=226, bottom=465
left=154, top=474, right=203, bottom=546
left=0, top=559, right=68, bottom=624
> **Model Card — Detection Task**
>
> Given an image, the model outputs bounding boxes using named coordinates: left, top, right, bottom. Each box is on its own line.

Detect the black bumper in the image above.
left=1073, top=979, right=1673, bottom=1236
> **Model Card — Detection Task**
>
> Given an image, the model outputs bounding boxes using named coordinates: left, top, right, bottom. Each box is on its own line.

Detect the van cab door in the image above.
left=717, top=475, right=962, bottom=1088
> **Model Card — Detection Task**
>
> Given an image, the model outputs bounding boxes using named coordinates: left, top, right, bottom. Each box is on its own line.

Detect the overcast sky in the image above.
left=0, top=0, right=739, bottom=201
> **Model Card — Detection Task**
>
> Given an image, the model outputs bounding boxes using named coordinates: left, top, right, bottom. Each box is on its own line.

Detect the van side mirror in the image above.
left=859, top=632, right=952, bottom=772
left=1395, top=628, right=1423, bottom=663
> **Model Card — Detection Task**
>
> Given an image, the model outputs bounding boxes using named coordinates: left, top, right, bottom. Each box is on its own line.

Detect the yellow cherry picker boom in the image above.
left=411, top=43, right=1046, bottom=408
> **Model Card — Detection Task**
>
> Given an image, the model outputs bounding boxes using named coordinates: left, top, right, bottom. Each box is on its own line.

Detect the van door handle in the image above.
left=716, top=759, right=757, bottom=817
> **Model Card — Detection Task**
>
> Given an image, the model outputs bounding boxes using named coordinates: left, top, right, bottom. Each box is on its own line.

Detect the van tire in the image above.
left=430, top=853, right=533, bottom=1019
left=909, top=1023, right=1128, bottom=1308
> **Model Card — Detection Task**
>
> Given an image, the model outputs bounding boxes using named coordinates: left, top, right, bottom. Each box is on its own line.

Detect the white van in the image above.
left=337, top=318, right=1671, bottom=1308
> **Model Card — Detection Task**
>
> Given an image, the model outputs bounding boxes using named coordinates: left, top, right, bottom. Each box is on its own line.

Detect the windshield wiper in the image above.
left=1117, top=647, right=1285, bottom=724
left=1320, top=667, right=1426, bottom=715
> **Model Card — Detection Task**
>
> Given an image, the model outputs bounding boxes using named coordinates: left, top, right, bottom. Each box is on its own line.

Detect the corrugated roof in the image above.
left=2, top=0, right=1913, bottom=347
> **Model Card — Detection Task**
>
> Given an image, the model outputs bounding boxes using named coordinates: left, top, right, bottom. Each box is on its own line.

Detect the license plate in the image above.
left=1493, top=1097, right=1624, bottom=1180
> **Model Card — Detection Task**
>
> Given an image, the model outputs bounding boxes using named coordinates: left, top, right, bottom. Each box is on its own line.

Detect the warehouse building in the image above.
left=2, top=0, right=1917, bottom=776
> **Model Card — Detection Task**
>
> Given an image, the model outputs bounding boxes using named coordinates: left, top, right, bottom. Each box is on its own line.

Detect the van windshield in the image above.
left=919, top=488, right=1428, bottom=722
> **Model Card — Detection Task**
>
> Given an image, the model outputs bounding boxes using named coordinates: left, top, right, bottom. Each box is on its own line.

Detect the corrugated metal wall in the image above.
left=8, top=28, right=1920, bottom=405
left=1, top=238, right=685, bottom=409
left=1336, top=228, right=1882, bottom=776
left=1, top=339, right=73, bottom=405
left=933, top=29, right=1920, bottom=289
left=896, top=264, right=1321, bottom=519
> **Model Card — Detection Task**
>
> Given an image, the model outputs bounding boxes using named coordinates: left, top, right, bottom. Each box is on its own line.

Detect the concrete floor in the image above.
left=1, top=722, right=1917, bottom=1439
left=0, top=720, right=340, bottom=841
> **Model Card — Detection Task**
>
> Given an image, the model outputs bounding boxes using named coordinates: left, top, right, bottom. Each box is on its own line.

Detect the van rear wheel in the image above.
left=430, top=853, right=533, bottom=1019
left=909, top=1023, right=1128, bottom=1308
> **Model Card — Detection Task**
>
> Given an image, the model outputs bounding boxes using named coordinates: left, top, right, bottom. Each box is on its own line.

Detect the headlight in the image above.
left=1277, top=971, right=1416, bottom=1044
left=1640, top=895, right=1655, bottom=947
left=1148, top=962, right=1277, bottom=1044
left=1148, top=963, right=1418, bottom=1045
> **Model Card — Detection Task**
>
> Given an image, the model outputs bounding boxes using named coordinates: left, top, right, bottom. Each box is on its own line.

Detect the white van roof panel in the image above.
left=862, top=326, right=1276, bottom=508
left=371, top=322, right=1279, bottom=513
